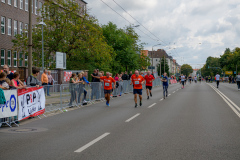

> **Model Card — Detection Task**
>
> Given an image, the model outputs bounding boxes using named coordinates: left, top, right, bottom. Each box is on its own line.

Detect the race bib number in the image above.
left=135, top=81, right=139, bottom=84
left=105, top=83, right=110, bottom=86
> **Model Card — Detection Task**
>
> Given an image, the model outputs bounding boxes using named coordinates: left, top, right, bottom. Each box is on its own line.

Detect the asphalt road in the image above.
left=0, top=82, right=240, bottom=160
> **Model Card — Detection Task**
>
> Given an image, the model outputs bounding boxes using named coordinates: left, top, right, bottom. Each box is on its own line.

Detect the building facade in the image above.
left=0, top=0, right=87, bottom=72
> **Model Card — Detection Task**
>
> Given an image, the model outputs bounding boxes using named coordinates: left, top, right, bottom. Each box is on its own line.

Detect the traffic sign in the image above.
left=225, top=71, right=233, bottom=75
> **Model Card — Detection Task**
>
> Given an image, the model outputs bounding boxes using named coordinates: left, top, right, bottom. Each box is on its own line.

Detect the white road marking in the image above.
left=173, top=91, right=175, bottom=93
left=168, top=94, right=171, bottom=96
left=159, top=98, right=163, bottom=101
left=125, top=113, right=141, bottom=122
left=148, top=103, right=157, bottom=108
left=74, top=133, right=110, bottom=153
left=208, top=84, right=240, bottom=118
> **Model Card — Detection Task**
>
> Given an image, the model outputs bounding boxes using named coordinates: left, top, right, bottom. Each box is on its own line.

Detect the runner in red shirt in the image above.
left=93, top=72, right=116, bottom=107
left=144, top=71, right=155, bottom=99
left=130, top=70, right=145, bottom=108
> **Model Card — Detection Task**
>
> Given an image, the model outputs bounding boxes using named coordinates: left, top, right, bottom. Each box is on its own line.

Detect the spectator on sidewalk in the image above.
left=11, top=72, right=27, bottom=89
left=69, top=73, right=78, bottom=107
left=91, top=69, right=98, bottom=82
left=47, top=71, right=53, bottom=96
left=0, top=72, right=8, bottom=90
left=128, top=71, right=132, bottom=80
left=3, top=64, right=13, bottom=80
left=26, top=67, right=41, bottom=87
left=122, top=71, right=129, bottom=81
left=82, top=72, right=90, bottom=103
left=41, top=69, right=48, bottom=95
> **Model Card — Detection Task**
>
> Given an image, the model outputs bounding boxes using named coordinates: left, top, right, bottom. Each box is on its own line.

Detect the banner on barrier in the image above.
left=18, top=87, right=45, bottom=121
left=0, top=90, right=18, bottom=118
left=170, top=79, right=177, bottom=84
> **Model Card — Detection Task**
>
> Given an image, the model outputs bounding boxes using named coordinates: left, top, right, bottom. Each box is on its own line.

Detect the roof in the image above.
left=148, top=49, right=168, bottom=58
left=81, top=0, right=87, bottom=4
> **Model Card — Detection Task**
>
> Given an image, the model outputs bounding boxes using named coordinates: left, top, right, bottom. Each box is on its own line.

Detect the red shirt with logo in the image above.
left=100, top=76, right=115, bottom=90
left=144, top=74, right=155, bottom=86
left=131, top=75, right=145, bottom=89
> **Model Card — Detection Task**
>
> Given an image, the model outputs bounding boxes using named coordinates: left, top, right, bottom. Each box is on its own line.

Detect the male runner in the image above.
left=181, top=74, right=185, bottom=89
left=161, top=72, right=168, bottom=99
left=194, top=76, right=197, bottom=83
left=215, top=73, right=220, bottom=88
left=189, top=75, right=192, bottom=84
left=93, top=72, right=116, bottom=106
left=144, top=71, right=155, bottom=99
left=130, top=70, right=145, bottom=108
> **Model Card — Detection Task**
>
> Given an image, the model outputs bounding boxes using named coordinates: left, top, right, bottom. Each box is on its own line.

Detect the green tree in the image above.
left=157, top=57, right=169, bottom=76
left=12, top=0, right=114, bottom=71
left=101, top=22, right=149, bottom=74
left=181, top=64, right=193, bottom=76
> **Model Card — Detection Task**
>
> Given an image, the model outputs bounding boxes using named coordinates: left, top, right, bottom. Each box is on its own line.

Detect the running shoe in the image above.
left=147, top=96, right=149, bottom=100
left=107, top=103, right=110, bottom=107
left=140, top=101, right=142, bottom=106
left=135, top=103, right=138, bottom=108
left=150, top=92, right=152, bottom=97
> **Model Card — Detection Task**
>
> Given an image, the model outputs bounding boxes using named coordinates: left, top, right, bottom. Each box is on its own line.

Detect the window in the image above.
left=14, top=0, right=17, bottom=7
left=1, top=49, right=5, bottom=66
left=2, top=0, right=6, bottom=3
left=35, top=0, right=37, bottom=15
left=8, top=19, right=11, bottom=36
left=25, top=54, right=28, bottom=66
left=7, top=50, right=11, bottom=67
left=14, top=20, right=17, bottom=36
left=39, top=2, right=42, bottom=16
left=13, top=51, right=17, bottom=67
left=19, top=52, right=23, bottom=66
left=25, top=0, right=28, bottom=11
left=25, top=23, right=28, bottom=37
left=1, top=17, right=5, bottom=34
left=8, top=0, right=11, bottom=5
left=19, top=22, right=23, bottom=36
left=20, top=0, right=23, bottom=9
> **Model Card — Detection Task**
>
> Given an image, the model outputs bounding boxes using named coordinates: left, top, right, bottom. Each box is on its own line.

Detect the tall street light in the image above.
left=39, top=19, right=46, bottom=72
left=152, top=44, right=161, bottom=74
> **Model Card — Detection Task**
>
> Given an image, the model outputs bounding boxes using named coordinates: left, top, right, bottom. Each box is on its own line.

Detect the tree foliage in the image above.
left=181, top=64, right=193, bottom=76
left=200, top=47, right=240, bottom=77
left=157, top=57, right=169, bottom=76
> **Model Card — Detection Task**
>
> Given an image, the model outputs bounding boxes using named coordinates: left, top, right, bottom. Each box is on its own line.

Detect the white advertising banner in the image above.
left=18, top=87, right=46, bottom=121
left=0, top=90, right=18, bottom=118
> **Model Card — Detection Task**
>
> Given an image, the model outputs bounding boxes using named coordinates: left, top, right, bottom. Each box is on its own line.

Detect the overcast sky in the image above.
left=87, top=0, right=240, bottom=69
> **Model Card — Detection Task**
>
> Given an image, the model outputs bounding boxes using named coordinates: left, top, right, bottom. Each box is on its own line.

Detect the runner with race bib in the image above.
left=144, top=71, right=155, bottom=99
left=93, top=72, right=116, bottom=107
left=130, top=70, right=145, bottom=108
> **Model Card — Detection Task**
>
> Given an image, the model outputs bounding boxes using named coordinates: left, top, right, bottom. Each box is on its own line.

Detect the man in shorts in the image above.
left=161, top=72, right=169, bottom=99
left=215, top=73, right=220, bottom=88
left=93, top=72, right=116, bottom=106
left=130, top=70, right=145, bottom=108
left=181, top=74, right=185, bottom=89
left=144, top=71, right=155, bottom=99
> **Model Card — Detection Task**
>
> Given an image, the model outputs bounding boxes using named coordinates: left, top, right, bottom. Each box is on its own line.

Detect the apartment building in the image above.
left=0, top=0, right=87, bottom=71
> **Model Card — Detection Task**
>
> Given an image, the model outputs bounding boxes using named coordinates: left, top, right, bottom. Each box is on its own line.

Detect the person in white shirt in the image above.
left=215, top=73, right=220, bottom=88
left=181, top=74, right=185, bottom=89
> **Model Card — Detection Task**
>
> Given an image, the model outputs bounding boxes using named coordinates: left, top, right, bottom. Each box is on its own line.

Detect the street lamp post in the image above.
left=152, top=44, right=161, bottom=74
left=39, top=19, right=46, bottom=72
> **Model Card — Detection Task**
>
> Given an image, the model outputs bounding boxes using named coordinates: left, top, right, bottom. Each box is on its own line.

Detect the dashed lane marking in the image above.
left=74, top=133, right=110, bottom=153
left=125, top=113, right=141, bottom=122
left=148, top=103, right=157, bottom=108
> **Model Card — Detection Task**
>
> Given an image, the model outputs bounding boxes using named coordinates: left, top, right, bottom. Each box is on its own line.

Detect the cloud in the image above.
left=87, top=0, right=240, bottom=68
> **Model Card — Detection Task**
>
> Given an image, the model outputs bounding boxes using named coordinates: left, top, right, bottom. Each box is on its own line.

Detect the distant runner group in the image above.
left=93, top=70, right=169, bottom=108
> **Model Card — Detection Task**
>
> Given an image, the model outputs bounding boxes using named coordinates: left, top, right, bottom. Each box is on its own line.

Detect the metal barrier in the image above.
left=1, top=77, right=165, bottom=128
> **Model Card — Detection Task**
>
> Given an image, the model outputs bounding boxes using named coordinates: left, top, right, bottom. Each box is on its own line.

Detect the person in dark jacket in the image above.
left=122, top=71, right=129, bottom=80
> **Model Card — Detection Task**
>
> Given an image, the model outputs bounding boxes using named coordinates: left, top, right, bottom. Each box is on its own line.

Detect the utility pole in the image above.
left=28, top=0, right=32, bottom=76
left=164, top=56, right=165, bottom=73
left=151, top=48, right=153, bottom=74
left=160, top=58, right=161, bottom=77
